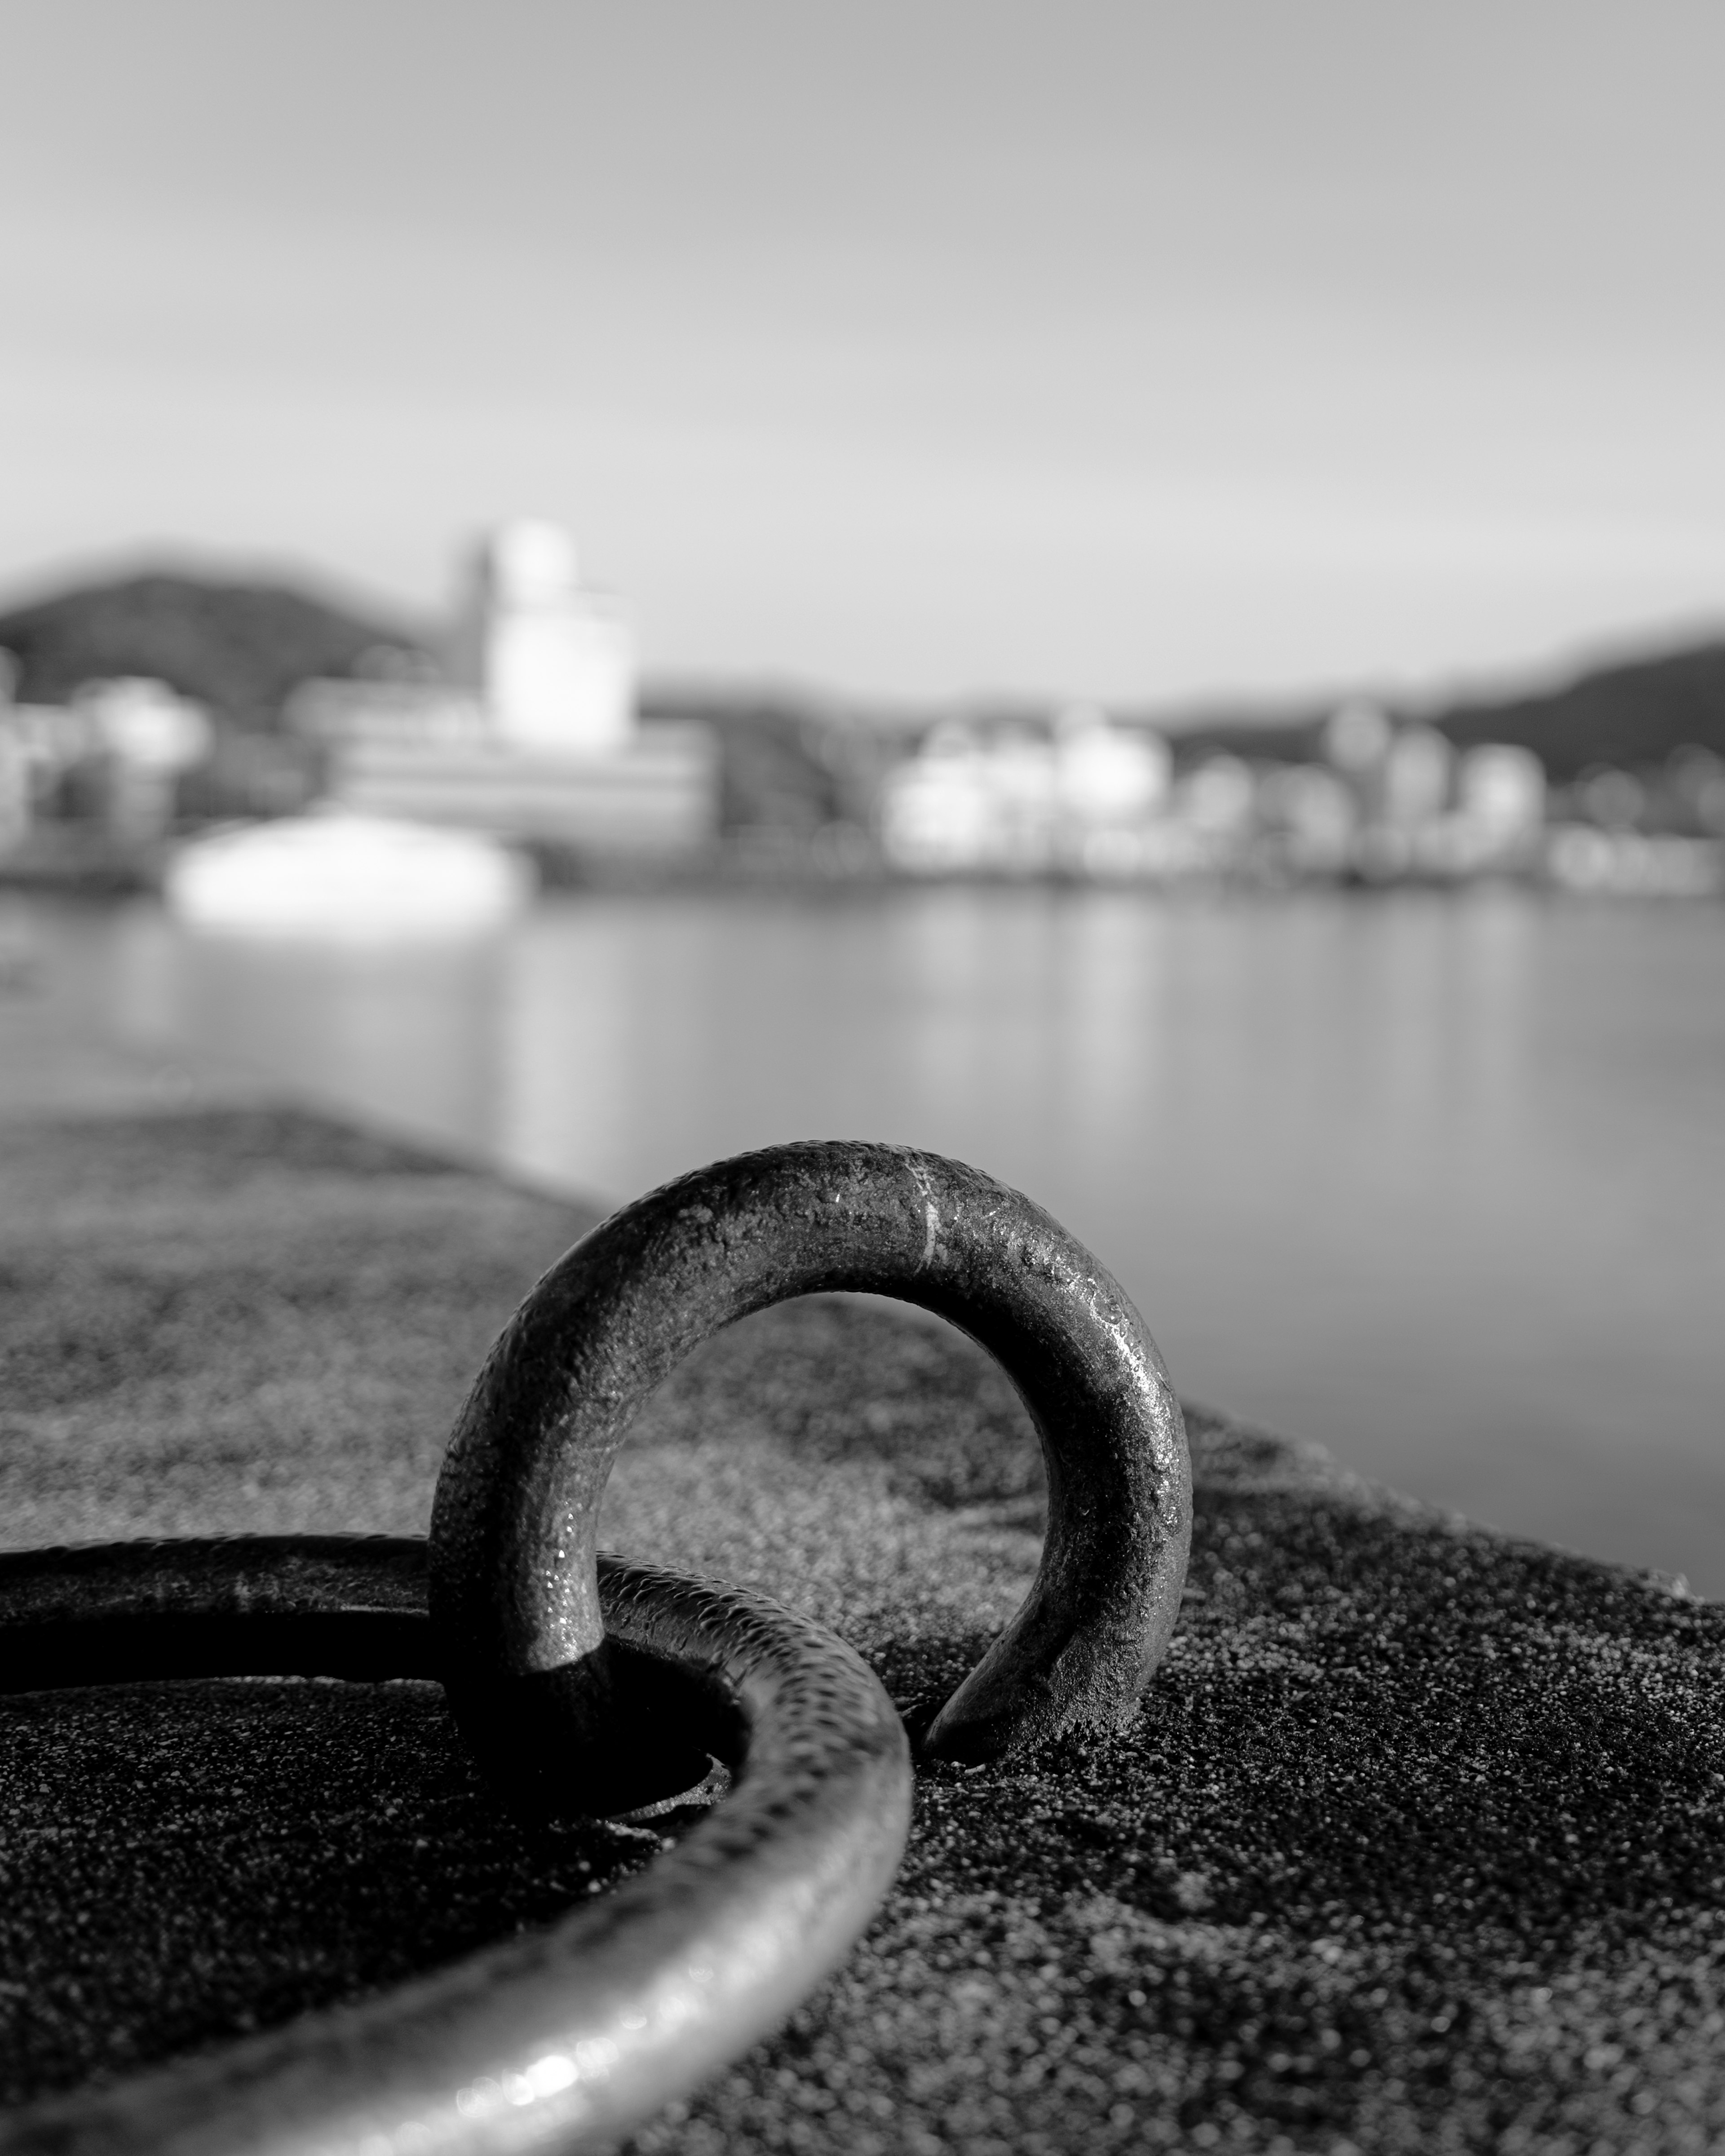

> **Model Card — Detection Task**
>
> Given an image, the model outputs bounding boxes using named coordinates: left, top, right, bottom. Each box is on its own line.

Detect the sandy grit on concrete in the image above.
left=2, top=1107, right=1723, bottom=2154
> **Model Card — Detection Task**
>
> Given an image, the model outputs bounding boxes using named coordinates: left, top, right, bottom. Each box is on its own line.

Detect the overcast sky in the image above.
left=4, top=1, right=1723, bottom=704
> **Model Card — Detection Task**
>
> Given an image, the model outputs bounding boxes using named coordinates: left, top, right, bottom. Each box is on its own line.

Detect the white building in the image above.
left=1380, top=725, right=1455, bottom=824
left=1322, top=700, right=1393, bottom=775
left=311, top=521, right=716, bottom=859
left=450, top=520, right=635, bottom=755
left=1456, top=744, right=1545, bottom=841
left=878, top=709, right=1172, bottom=877
left=1054, top=705, right=1171, bottom=827
left=879, top=724, right=1015, bottom=874
left=79, top=677, right=212, bottom=842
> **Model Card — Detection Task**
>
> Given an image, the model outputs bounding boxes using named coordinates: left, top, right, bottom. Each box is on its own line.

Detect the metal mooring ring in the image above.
left=430, top=1139, right=1191, bottom=1815
left=0, top=1535, right=911, bottom=2156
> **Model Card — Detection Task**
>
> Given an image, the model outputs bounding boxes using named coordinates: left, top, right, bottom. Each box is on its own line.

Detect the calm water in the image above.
left=40, top=885, right=1725, bottom=1592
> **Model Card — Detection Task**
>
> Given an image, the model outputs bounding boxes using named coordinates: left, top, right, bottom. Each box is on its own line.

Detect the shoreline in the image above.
left=4, top=824, right=1721, bottom=903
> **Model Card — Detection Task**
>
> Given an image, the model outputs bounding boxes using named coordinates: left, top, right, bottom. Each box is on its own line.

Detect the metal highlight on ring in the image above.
left=0, top=1536, right=912, bottom=2156
left=430, top=1139, right=1191, bottom=1814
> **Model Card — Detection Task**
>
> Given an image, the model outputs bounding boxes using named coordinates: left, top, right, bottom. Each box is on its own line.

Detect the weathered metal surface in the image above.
left=0, top=1537, right=912, bottom=2156
left=431, top=1140, right=1190, bottom=1814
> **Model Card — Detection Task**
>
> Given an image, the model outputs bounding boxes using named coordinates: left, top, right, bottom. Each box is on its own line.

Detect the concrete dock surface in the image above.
left=3, top=967, right=1723, bottom=2153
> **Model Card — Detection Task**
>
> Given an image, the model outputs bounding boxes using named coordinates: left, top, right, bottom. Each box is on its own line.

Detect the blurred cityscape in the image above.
left=3, top=519, right=1723, bottom=904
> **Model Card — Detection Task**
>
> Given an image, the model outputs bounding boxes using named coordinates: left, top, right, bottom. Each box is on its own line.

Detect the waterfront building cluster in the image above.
left=0, top=666, right=212, bottom=854
left=877, top=699, right=1725, bottom=896
left=1, top=528, right=1721, bottom=902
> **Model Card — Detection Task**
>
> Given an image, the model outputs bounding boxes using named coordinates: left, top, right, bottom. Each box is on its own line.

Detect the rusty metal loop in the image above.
left=430, top=1140, right=1190, bottom=1814
left=0, top=1535, right=912, bottom=2156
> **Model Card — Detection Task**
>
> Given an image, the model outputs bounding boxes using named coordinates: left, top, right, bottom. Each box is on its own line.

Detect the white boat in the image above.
left=164, top=812, right=535, bottom=939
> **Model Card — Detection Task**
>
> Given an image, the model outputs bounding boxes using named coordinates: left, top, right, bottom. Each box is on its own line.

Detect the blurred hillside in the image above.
left=0, top=571, right=425, bottom=731
left=1145, top=645, right=1725, bottom=779
left=1434, top=642, right=1725, bottom=780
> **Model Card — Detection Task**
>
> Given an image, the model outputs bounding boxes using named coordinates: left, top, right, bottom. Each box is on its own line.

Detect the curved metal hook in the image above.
left=430, top=1141, right=1190, bottom=1813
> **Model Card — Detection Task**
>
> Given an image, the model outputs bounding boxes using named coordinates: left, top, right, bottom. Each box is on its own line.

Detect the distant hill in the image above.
left=0, top=570, right=426, bottom=731
left=1429, top=640, right=1725, bottom=780
left=1145, top=710, right=1331, bottom=768
left=1137, top=639, right=1725, bottom=779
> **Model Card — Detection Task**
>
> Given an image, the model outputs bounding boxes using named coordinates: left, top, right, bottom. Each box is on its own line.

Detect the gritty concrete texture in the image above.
left=3, top=1106, right=1724, bottom=2153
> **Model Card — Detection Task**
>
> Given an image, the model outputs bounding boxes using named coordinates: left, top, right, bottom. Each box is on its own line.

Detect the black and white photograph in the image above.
left=1, top=5, right=1722, bottom=2151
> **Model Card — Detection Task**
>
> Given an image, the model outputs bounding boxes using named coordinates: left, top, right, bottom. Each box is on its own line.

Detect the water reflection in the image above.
left=115, top=909, right=507, bottom=1166
left=100, top=886, right=1725, bottom=1594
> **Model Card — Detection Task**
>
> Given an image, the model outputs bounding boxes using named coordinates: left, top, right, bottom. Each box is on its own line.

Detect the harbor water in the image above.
left=24, top=884, right=1725, bottom=1594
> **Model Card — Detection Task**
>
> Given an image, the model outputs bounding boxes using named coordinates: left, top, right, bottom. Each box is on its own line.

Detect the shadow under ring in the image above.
left=0, top=1533, right=912, bottom=2156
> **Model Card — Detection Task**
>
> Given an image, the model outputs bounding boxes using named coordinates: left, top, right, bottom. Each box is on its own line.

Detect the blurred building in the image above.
left=0, top=654, right=24, bottom=851
left=1322, top=699, right=1394, bottom=776
left=1257, top=762, right=1357, bottom=876
left=296, top=522, right=716, bottom=859
left=78, top=678, right=212, bottom=843
left=0, top=656, right=212, bottom=852
left=1380, top=726, right=1454, bottom=825
left=1547, top=823, right=1725, bottom=897
left=449, top=520, right=634, bottom=754
left=1173, top=753, right=1255, bottom=840
left=1668, top=745, right=1725, bottom=836
left=1316, top=706, right=1557, bottom=884
left=1456, top=744, right=1545, bottom=844
left=879, top=708, right=1171, bottom=875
